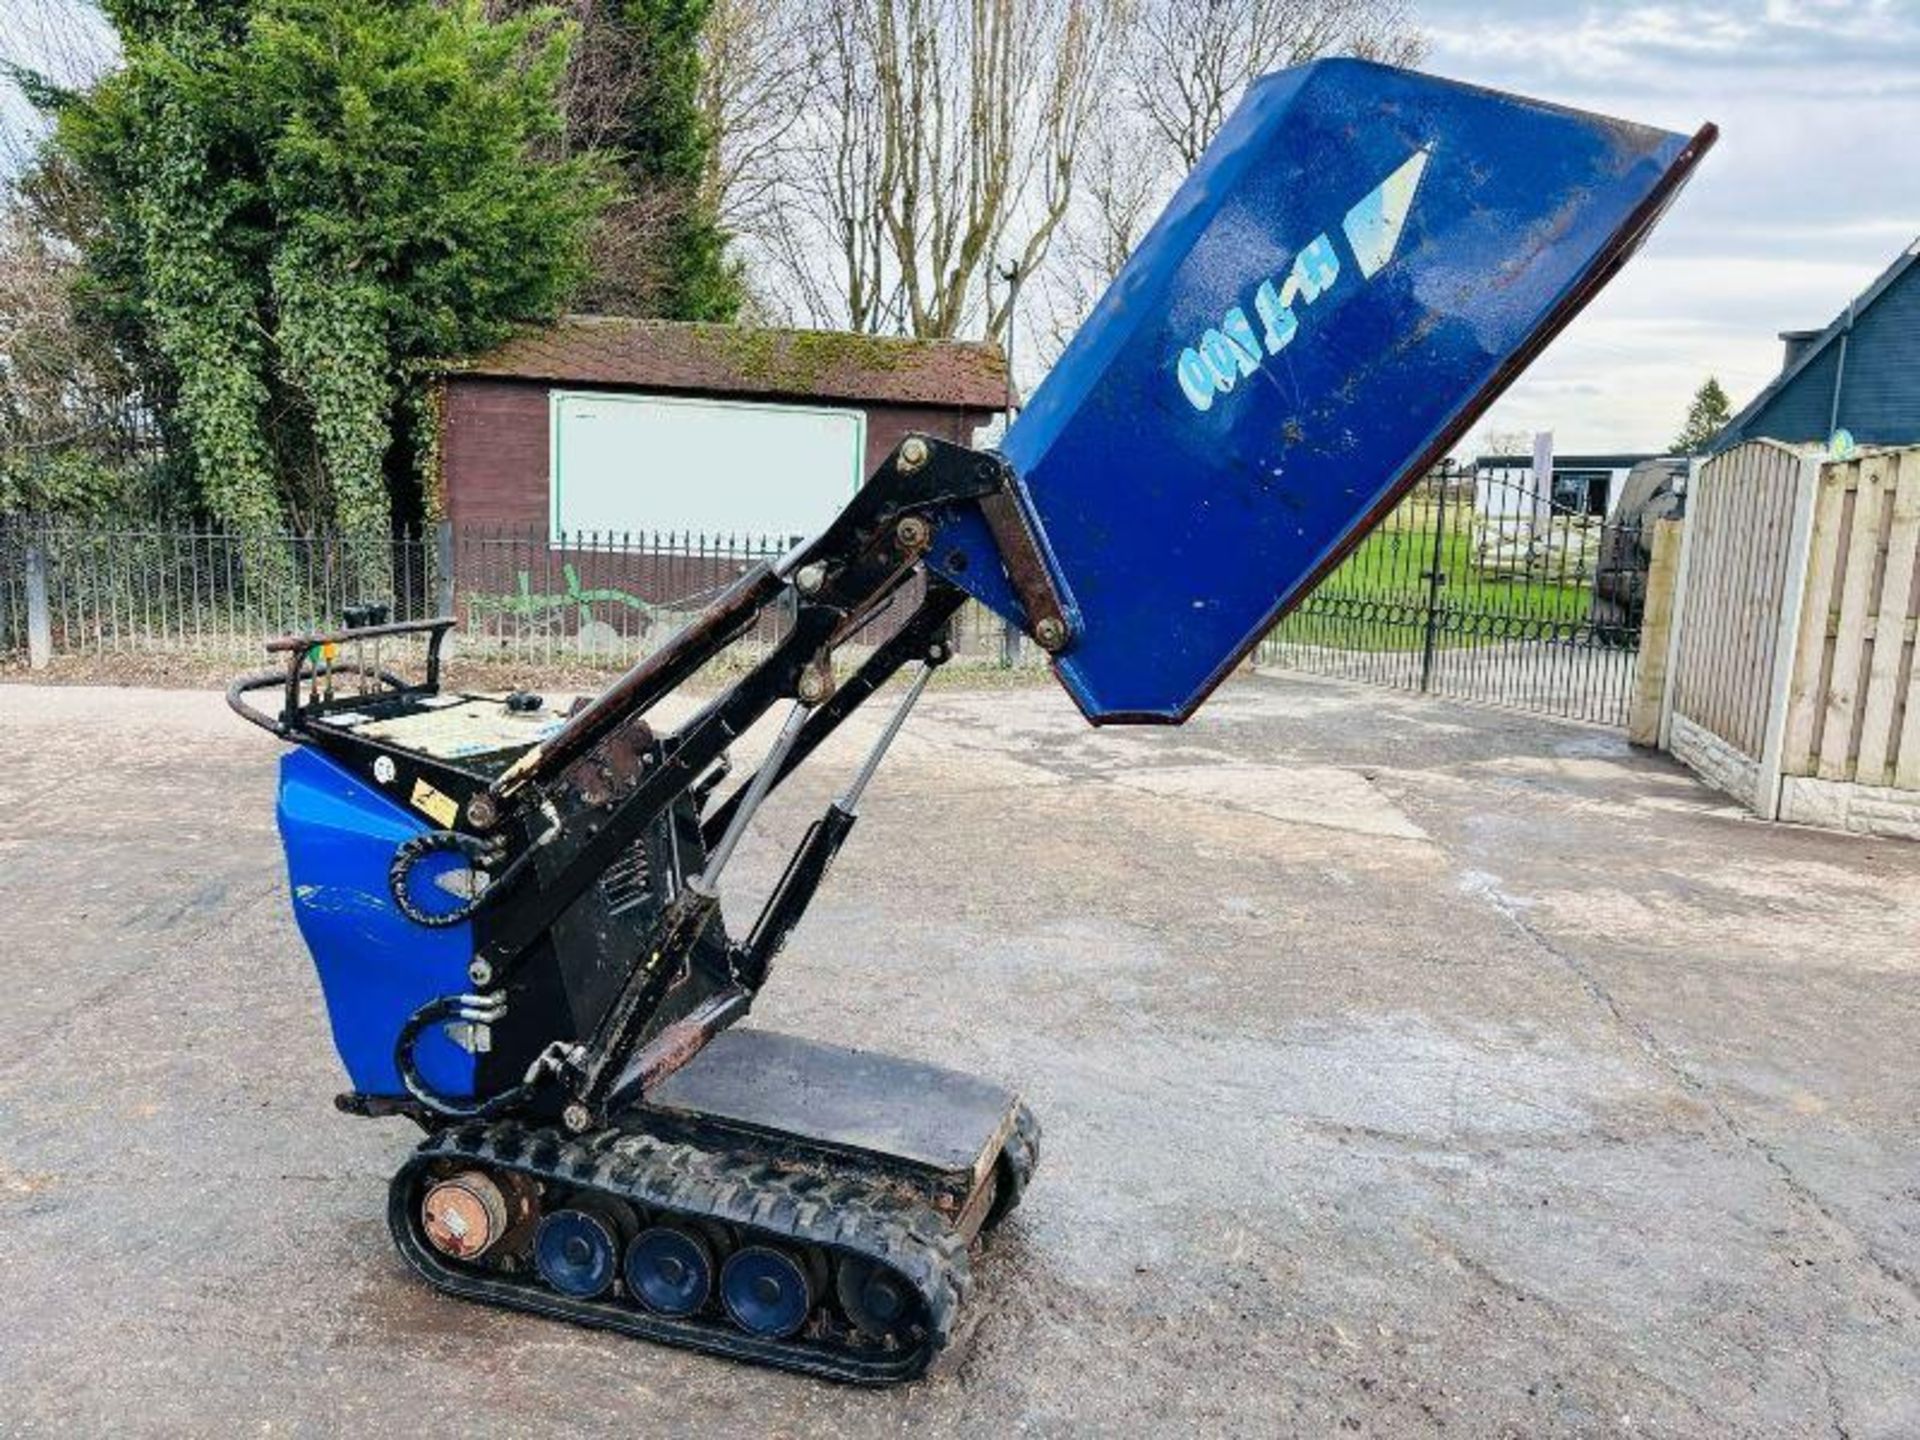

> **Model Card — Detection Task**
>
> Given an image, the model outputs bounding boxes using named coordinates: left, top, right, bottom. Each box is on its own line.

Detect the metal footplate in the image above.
left=387, top=1032, right=1039, bottom=1384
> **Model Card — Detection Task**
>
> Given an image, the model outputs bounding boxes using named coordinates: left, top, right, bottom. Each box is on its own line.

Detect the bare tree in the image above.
left=0, top=209, right=86, bottom=448
left=696, top=0, right=817, bottom=238
left=0, top=0, right=121, bottom=179
left=1077, top=126, right=1159, bottom=286
left=1125, top=0, right=1423, bottom=168
left=748, top=0, right=1124, bottom=342
left=478, top=0, right=635, bottom=157
left=1028, top=110, right=1159, bottom=354
left=0, top=5, right=146, bottom=505
left=730, top=3, right=886, bottom=330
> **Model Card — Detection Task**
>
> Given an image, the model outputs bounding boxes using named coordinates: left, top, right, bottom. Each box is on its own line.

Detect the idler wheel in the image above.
left=834, top=1254, right=921, bottom=1339
left=624, top=1225, right=715, bottom=1317
left=421, top=1170, right=510, bottom=1260
left=720, top=1245, right=815, bottom=1338
left=534, top=1204, right=627, bottom=1299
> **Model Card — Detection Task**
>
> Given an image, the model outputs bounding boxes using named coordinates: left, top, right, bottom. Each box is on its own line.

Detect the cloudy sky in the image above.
left=4, top=1, right=1918, bottom=454
left=1419, top=0, right=1920, bottom=451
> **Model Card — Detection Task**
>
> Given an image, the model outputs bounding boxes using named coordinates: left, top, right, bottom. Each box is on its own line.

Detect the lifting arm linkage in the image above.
left=468, top=441, right=1000, bottom=986
left=585, top=584, right=965, bottom=1116
left=700, top=579, right=968, bottom=848
left=485, top=560, right=786, bottom=809
left=736, top=642, right=947, bottom=989
left=484, top=437, right=1010, bottom=808
left=553, top=581, right=966, bottom=1123
left=596, top=644, right=949, bottom=1113
left=451, top=439, right=1030, bottom=1126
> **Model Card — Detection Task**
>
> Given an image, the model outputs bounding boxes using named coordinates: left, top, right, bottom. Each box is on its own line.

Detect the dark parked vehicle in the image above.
left=1592, top=457, right=1690, bottom=635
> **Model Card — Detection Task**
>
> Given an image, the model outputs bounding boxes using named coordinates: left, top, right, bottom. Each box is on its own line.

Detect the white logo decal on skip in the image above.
left=1174, top=147, right=1429, bottom=414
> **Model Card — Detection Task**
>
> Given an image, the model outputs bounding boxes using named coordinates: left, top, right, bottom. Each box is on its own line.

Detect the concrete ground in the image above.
left=1, top=672, right=1917, bottom=1438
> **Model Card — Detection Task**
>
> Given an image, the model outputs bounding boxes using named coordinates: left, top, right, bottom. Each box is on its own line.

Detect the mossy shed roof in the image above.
left=446, top=316, right=1010, bottom=411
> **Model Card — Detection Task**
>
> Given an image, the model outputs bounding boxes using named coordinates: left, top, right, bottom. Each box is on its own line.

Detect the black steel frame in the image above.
left=261, top=436, right=1057, bottom=1131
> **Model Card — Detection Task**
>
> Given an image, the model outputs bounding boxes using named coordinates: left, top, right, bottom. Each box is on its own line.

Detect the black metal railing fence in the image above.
left=0, top=516, right=437, bottom=663
left=1254, top=461, right=1651, bottom=726
left=0, top=517, right=1026, bottom=670
left=4, top=464, right=1655, bottom=724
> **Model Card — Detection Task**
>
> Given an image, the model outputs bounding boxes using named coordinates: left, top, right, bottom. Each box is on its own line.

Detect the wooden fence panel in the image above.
left=1782, top=447, right=1920, bottom=787
left=1667, top=442, right=1812, bottom=808
left=1780, top=464, right=1851, bottom=774
left=1857, top=455, right=1920, bottom=781
left=1629, top=519, right=1683, bottom=746
left=1818, top=456, right=1887, bottom=778
left=1663, top=441, right=1920, bottom=833
left=1899, top=617, right=1920, bottom=790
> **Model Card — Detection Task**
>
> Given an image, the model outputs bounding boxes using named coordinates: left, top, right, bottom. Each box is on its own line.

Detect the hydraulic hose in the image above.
left=384, top=791, right=560, bottom=936
left=393, top=995, right=540, bottom=1121
left=387, top=822, right=548, bottom=930
left=387, top=830, right=503, bottom=928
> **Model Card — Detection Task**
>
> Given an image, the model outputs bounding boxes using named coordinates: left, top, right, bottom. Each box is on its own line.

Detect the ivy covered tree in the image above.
left=607, top=0, right=740, bottom=321
left=1672, top=376, right=1732, bottom=454
left=498, top=0, right=742, bottom=320
left=34, top=0, right=608, bottom=542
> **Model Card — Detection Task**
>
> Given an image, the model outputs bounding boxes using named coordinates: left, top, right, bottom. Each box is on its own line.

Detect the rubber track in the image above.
left=388, top=1105, right=1036, bottom=1384
left=989, top=1098, right=1041, bottom=1228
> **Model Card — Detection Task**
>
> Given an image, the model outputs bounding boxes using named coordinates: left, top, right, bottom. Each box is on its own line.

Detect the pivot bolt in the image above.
left=898, top=436, right=930, bottom=473
left=794, top=562, right=826, bottom=596
left=1033, top=616, right=1069, bottom=652
left=467, top=793, right=499, bottom=829
left=562, top=1102, right=593, bottom=1134
left=797, top=666, right=834, bottom=705
left=468, top=959, right=494, bottom=987
left=895, top=516, right=931, bottom=552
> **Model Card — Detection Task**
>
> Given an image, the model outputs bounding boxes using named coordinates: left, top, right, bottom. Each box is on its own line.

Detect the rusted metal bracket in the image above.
left=977, top=484, right=1074, bottom=654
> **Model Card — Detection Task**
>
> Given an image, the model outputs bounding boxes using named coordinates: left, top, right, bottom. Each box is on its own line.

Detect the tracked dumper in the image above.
left=232, top=61, right=1714, bottom=1381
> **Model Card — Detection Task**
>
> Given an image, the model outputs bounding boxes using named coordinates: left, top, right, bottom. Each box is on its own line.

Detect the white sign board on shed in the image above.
left=549, top=390, right=866, bottom=541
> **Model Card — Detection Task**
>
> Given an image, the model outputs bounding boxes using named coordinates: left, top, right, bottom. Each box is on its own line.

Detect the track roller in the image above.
left=389, top=1118, right=997, bottom=1382
left=835, top=1254, right=924, bottom=1340
left=534, top=1199, right=634, bottom=1298
left=624, top=1225, right=717, bottom=1317
left=720, top=1245, right=817, bottom=1338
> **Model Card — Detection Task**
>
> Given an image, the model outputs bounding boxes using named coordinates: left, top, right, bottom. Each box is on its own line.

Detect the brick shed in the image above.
left=432, top=317, right=1009, bottom=540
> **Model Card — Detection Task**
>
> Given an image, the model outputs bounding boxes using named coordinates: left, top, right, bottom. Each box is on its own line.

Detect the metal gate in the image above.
left=1257, top=461, right=1651, bottom=727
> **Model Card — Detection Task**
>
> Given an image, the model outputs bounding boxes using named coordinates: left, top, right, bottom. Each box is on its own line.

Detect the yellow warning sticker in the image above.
left=410, top=777, right=459, bottom=828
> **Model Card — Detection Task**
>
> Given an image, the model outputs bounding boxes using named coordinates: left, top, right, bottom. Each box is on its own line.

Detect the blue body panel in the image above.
left=276, top=747, right=476, bottom=1097
left=932, top=59, right=1704, bottom=722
